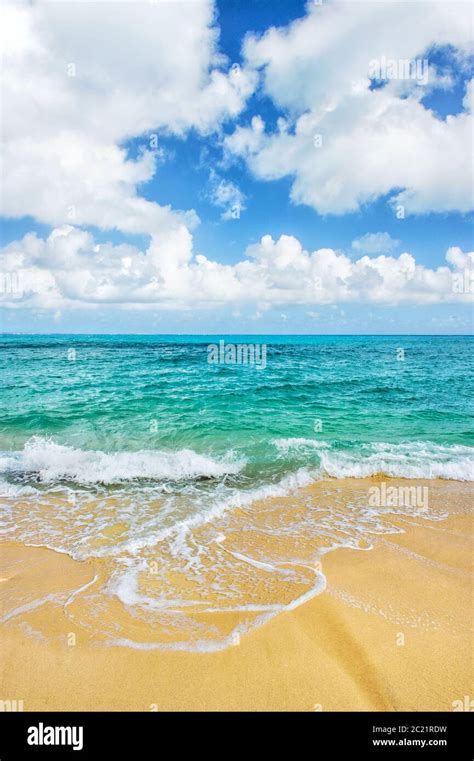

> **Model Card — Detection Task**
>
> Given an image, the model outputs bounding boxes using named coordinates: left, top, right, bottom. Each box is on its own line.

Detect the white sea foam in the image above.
left=0, top=437, right=245, bottom=484
left=107, top=573, right=327, bottom=652
left=273, top=437, right=331, bottom=451
left=318, top=442, right=474, bottom=481
left=104, top=465, right=318, bottom=559
left=2, top=437, right=471, bottom=489
left=273, top=438, right=474, bottom=481
left=0, top=478, right=36, bottom=497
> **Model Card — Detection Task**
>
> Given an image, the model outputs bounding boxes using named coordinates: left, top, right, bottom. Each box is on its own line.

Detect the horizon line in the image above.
left=1, top=332, right=473, bottom=338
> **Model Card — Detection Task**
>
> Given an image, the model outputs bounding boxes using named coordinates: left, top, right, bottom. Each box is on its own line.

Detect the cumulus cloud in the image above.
left=0, top=0, right=256, bottom=236
left=225, top=0, right=473, bottom=215
left=1, top=226, right=472, bottom=310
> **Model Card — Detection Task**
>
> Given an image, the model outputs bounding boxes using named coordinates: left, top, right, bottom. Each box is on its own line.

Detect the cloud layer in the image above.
left=0, top=1, right=473, bottom=320
left=2, top=226, right=472, bottom=310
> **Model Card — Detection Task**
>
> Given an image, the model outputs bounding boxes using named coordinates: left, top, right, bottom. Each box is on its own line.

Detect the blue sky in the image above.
left=1, top=0, right=473, bottom=334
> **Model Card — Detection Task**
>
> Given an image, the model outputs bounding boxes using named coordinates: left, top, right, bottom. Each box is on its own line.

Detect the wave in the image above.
left=1, top=437, right=472, bottom=496
left=0, top=436, right=245, bottom=485
left=274, top=438, right=474, bottom=481
left=0, top=479, right=36, bottom=498
left=319, top=441, right=474, bottom=481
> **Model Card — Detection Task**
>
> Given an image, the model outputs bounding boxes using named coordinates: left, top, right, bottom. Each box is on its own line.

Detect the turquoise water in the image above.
left=0, top=335, right=472, bottom=648
left=1, top=334, right=473, bottom=475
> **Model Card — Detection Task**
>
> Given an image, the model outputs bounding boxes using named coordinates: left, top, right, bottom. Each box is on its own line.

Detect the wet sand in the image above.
left=0, top=478, right=472, bottom=711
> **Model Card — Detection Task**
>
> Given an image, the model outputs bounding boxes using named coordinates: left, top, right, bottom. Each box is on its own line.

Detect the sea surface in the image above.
left=0, top=335, right=472, bottom=649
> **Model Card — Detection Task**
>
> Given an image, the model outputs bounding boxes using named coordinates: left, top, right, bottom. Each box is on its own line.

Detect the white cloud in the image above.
left=0, top=0, right=256, bottom=236
left=208, top=170, right=246, bottom=220
left=1, top=226, right=472, bottom=310
left=225, top=0, right=473, bottom=215
left=1, top=0, right=473, bottom=323
left=352, top=232, right=400, bottom=254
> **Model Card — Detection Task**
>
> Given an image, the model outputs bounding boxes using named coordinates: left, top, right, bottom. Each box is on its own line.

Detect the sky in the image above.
left=0, top=0, right=473, bottom=334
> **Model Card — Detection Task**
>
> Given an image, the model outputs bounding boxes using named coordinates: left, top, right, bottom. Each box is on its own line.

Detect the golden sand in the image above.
left=0, top=478, right=472, bottom=711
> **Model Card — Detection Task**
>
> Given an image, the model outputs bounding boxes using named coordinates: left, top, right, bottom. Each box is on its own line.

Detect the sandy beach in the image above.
left=0, top=477, right=471, bottom=712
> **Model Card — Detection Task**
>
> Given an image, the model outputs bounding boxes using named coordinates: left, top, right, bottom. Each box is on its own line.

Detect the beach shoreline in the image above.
left=0, top=477, right=472, bottom=712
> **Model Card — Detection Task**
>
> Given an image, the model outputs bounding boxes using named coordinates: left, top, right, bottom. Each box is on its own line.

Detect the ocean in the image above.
left=0, top=334, right=473, bottom=649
